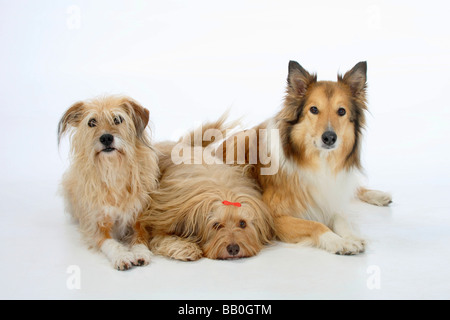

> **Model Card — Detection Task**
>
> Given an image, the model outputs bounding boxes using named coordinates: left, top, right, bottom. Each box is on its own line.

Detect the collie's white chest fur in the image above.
left=292, top=158, right=361, bottom=225
left=269, top=118, right=362, bottom=225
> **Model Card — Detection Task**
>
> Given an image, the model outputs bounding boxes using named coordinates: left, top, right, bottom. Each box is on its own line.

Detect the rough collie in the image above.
left=222, top=61, right=391, bottom=255
left=58, top=95, right=159, bottom=270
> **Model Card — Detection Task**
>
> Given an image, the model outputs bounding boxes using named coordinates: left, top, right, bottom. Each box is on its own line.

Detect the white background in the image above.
left=1, top=0, right=449, bottom=299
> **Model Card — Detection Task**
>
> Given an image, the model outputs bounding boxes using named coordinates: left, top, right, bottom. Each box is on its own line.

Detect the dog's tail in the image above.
left=183, top=110, right=241, bottom=148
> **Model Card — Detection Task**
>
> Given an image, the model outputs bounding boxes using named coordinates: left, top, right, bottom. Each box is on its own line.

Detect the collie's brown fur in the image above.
left=222, top=61, right=391, bottom=255
left=58, top=95, right=159, bottom=270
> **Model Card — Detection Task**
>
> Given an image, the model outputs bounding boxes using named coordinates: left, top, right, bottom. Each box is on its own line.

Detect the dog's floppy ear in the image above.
left=340, top=61, right=367, bottom=98
left=121, top=98, right=150, bottom=138
left=57, top=101, right=85, bottom=144
left=287, top=60, right=317, bottom=97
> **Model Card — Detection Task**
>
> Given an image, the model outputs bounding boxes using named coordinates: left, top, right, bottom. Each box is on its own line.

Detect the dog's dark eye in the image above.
left=114, top=116, right=123, bottom=125
left=213, top=222, right=223, bottom=230
left=88, top=118, right=97, bottom=127
left=310, top=106, right=319, bottom=115
left=338, top=108, right=346, bottom=116
left=239, top=220, right=246, bottom=229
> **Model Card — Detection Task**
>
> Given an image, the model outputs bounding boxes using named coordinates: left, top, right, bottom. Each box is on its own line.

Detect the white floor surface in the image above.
left=1, top=178, right=449, bottom=299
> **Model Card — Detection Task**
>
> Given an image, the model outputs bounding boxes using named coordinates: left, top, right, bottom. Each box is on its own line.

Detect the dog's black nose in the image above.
left=226, top=244, right=240, bottom=256
left=99, top=134, right=114, bottom=147
left=322, top=131, right=337, bottom=146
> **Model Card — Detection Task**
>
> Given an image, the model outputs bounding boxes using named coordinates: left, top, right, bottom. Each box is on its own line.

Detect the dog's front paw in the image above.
left=338, top=236, right=366, bottom=255
left=101, top=239, right=137, bottom=271
left=319, top=231, right=365, bottom=255
left=149, top=235, right=203, bottom=261
left=169, top=242, right=203, bottom=261
left=113, top=251, right=136, bottom=271
left=131, top=243, right=152, bottom=266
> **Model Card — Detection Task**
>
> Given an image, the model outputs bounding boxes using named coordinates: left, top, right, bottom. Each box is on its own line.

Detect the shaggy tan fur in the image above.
left=139, top=119, right=274, bottom=261
left=58, top=95, right=159, bottom=270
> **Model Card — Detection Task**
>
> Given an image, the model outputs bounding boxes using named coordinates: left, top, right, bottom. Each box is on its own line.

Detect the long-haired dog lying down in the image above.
left=222, top=61, right=392, bottom=255
left=138, top=118, right=274, bottom=261
left=58, top=95, right=159, bottom=270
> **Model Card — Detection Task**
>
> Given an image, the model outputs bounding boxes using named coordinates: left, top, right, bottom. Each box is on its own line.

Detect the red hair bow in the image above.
left=222, top=200, right=241, bottom=207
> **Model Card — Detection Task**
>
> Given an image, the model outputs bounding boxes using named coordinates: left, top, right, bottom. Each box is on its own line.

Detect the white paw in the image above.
left=361, top=190, right=392, bottom=207
left=319, top=231, right=365, bottom=255
left=341, top=235, right=366, bottom=254
left=112, top=251, right=136, bottom=271
left=101, top=239, right=136, bottom=271
left=130, top=243, right=152, bottom=266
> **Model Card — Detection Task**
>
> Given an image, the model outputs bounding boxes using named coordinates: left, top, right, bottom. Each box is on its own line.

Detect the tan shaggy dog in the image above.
left=138, top=119, right=274, bottom=261
left=222, top=61, right=392, bottom=255
left=58, top=95, right=159, bottom=270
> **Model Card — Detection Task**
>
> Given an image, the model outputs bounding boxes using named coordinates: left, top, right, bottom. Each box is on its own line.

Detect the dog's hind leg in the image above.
left=149, top=234, right=203, bottom=261
left=275, top=215, right=364, bottom=255
left=357, top=187, right=392, bottom=206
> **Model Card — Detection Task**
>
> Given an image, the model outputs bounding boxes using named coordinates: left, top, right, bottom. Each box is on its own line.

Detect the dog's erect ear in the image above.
left=340, top=61, right=367, bottom=97
left=122, top=98, right=150, bottom=138
left=287, top=60, right=316, bottom=97
left=57, top=101, right=85, bottom=144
